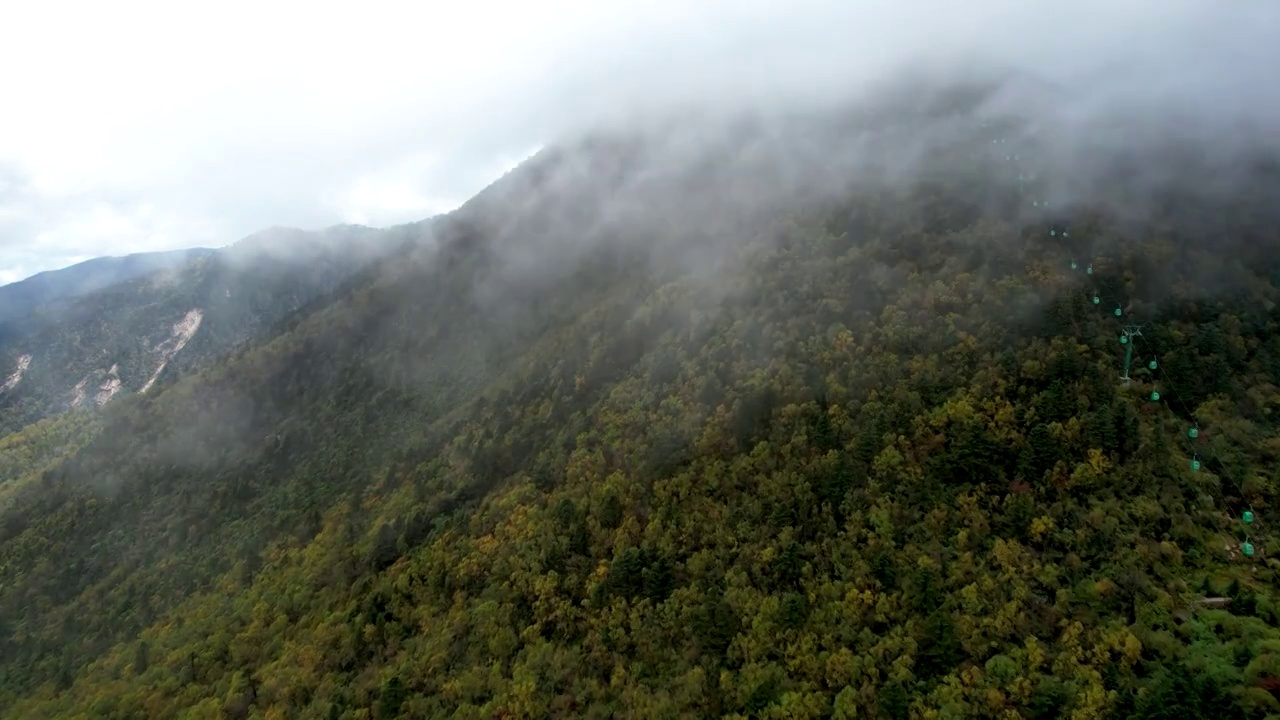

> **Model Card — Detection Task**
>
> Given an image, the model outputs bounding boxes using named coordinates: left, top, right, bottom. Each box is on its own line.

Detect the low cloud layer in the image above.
left=1, top=0, right=1276, bottom=284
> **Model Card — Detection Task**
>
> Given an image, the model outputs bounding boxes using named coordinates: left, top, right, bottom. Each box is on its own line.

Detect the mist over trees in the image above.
left=3, top=2, right=1280, bottom=718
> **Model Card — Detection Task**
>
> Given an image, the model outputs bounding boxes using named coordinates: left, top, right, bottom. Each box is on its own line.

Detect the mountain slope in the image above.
left=0, top=248, right=215, bottom=328
left=0, top=223, right=405, bottom=435
left=4, top=96, right=1280, bottom=718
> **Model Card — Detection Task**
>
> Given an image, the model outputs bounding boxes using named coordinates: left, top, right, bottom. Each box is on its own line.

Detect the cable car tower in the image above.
left=1119, top=324, right=1143, bottom=384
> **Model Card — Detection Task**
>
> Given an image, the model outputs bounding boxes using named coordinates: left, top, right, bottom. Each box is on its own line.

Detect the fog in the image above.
left=3, top=0, right=1277, bottom=285
left=439, top=0, right=1280, bottom=269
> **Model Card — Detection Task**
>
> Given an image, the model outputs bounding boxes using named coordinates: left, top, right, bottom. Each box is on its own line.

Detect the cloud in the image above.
left=0, top=0, right=1276, bottom=283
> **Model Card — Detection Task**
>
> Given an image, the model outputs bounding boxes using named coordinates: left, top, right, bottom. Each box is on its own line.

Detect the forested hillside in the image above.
left=3, top=90, right=1280, bottom=719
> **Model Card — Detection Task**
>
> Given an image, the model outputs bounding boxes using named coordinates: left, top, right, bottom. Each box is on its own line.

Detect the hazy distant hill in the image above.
left=0, top=223, right=406, bottom=435
left=0, top=249, right=215, bottom=326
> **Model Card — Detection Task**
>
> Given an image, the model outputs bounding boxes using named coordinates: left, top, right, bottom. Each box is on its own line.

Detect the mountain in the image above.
left=0, top=248, right=215, bottom=328
left=4, top=86, right=1280, bottom=719
left=0, top=223, right=407, bottom=435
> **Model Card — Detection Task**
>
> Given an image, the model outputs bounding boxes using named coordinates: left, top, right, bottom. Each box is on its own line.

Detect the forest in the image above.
left=2, top=103, right=1280, bottom=719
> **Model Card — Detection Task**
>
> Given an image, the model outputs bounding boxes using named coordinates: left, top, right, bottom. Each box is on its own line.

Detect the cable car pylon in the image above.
left=1119, top=325, right=1143, bottom=383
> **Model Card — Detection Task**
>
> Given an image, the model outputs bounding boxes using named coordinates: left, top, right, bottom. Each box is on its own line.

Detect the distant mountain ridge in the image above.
left=0, top=248, right=216, bottom=326
left=0, top=223, right=409, bottom=435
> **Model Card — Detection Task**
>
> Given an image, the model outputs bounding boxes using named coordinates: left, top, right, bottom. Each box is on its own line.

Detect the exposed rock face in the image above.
left=0, top=355, right=31, bottom=394
left=141, top=309, right=204, bottom=394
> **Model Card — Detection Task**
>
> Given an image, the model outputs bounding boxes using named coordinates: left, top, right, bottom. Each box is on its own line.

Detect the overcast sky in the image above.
left=1, top=0, right=1276, bottom=285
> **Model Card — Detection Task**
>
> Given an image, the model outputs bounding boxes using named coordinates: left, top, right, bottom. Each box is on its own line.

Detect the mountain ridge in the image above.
left=0, top=248, right=216, bottom=343
left=0, top=222, right=409, bottom=436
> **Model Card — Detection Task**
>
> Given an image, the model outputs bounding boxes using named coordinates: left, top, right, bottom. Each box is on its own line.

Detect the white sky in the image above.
left=1, top=0, right=1276, bottom=285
